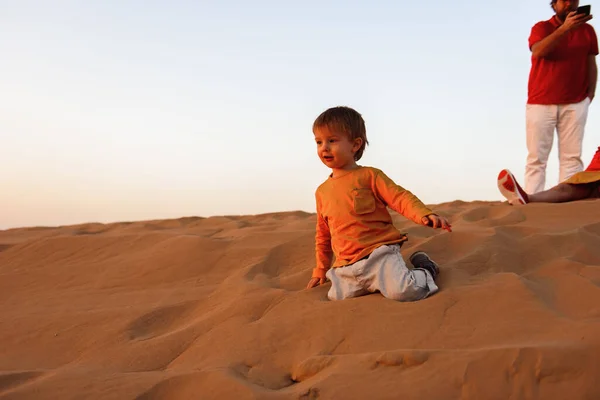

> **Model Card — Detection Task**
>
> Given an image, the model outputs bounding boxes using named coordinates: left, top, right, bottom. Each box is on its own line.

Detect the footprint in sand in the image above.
left=372, top=350, right=429, bottom=369
left=582, top=221, right=600, bottom=237
left=0, top=244, right=14, bottom=253
left=292, top=355, right=335, bottom=383
left=230, top=363, right=295, bottom=390
left=127, top=301, right=198, bottom=341
left=0, top=371, right=46, bottom=395
left=243, top=235, right=314, bottom=284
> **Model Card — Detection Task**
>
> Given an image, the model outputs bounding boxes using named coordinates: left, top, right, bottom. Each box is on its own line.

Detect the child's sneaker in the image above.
left=409, top=251, right=439, bottom=279
left=497, top=169, right=529, bottom=205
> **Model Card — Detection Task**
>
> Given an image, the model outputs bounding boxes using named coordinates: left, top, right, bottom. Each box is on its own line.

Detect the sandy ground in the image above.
left=1, top=199, right=600, bottom=399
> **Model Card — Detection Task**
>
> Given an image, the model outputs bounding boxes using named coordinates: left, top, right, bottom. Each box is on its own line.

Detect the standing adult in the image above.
left=525, top=0, right=598, bottom=193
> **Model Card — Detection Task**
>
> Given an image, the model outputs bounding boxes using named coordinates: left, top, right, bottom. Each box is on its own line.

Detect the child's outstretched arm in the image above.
left=307, top=202, right=333, bottom=289
left=422, top=214, right=452, bottom=231
left=374, top=170, right=452, bottom=232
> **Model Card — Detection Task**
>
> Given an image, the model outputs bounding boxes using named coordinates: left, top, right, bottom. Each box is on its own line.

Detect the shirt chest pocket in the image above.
left=352, top=188, right=377, bottom=215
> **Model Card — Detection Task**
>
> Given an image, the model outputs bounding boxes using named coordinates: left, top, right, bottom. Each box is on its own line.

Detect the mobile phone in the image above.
left=577, top=5, right=591, bottom=16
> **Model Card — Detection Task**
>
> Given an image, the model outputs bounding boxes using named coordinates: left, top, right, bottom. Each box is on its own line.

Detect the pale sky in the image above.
left=1, top=1, right=599, bottom=229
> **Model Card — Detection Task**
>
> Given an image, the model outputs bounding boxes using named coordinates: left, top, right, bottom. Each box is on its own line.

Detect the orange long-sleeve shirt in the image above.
left=313, top=166, right=434, bottom=279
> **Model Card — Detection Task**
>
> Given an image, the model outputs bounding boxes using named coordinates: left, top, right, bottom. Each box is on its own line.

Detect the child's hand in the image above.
left=306, top=277, right=326, bottom=289
left=422, top=214, right=452, bottom=232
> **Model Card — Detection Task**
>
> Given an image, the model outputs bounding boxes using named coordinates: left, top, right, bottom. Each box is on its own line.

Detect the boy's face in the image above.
left=314, top=126, right=362, bottom=170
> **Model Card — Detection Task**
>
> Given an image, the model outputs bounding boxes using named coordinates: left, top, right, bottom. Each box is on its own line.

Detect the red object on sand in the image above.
left=585, top=147, right=600, bottom=172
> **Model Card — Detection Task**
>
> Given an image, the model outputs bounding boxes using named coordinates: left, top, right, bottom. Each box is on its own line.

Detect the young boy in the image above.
left=306, top=106, right=452, bottom=302
left=498, top=146, right=600, bottom=205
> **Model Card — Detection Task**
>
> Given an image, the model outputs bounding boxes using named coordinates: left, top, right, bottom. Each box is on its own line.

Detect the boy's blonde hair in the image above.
left=313, top=106, right=369, bottom=161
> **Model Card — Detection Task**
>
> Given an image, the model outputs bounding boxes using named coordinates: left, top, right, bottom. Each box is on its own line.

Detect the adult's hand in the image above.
left=561, top=11, right=593, bottom=32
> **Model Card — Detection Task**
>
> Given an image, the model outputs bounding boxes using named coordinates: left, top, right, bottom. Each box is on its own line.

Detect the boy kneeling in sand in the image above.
left=498, top=146, right=600, bottom=205
left=306, top=106, right=452, bottom=301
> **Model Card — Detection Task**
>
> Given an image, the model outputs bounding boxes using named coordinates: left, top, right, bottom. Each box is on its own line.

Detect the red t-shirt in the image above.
left=527, top=16, right=599, bottom=105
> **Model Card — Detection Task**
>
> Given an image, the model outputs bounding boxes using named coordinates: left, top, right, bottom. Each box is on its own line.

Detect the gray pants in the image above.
left=326, top=244, right=439, bottom=301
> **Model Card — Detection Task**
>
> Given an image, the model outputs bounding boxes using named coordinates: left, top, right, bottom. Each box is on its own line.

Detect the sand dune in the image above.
left=1, top=200, right=600, bottom=399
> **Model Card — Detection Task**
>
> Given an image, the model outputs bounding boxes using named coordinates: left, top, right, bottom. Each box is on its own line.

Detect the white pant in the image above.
left=325, top=244, right=438, bottom=301
left=525, top=97, right=590, bottom=194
